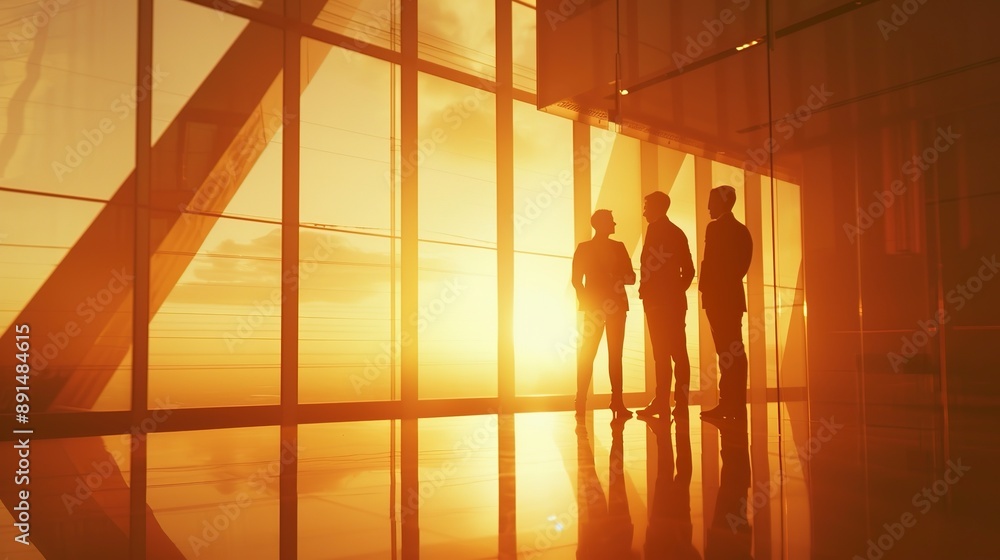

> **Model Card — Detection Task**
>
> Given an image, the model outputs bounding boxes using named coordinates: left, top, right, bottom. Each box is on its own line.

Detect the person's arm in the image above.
left=699, top=222, right=715, bottom=292
left=678, top=230, right=694, bottom=291
left=738, top=226, right=753, bottom=279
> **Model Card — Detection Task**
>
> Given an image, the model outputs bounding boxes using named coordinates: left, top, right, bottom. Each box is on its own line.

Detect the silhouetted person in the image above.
left=576, top=418, right=637, bottom=559
left=573, top=210, right=636, bottom=417
left=637, top=191, right=695, bottom=419
left=644, top=412, right=701, bottom=560
left=700, top=185, right=753, bottom=422
left=704, top=417, right=753, bottom=560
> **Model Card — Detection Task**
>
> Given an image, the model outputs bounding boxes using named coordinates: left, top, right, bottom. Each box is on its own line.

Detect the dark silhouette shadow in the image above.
left=637, top=191, right=695, bottom=419
left=704, top=417, right=754, bottom=560
left=576, top=418, right=637, bottom=558
left=700, top=185, right=753, bottom=421
left=573, top=209, right=636, bottom=417
left=644, top=412, right=701, bottom=559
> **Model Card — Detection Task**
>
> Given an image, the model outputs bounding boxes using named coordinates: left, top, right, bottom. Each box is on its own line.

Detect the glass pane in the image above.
left=1, top=0, right=137, bottom=413
left=1, top=0, right=137, bottom=201
left=300, top=43, right=393, bottom=233
left=759, top=174, right=779, bottom=389
left=513, top=102, right=574, bottom=255
left=149, top=219, right=281, bottom=408
left=773, top=179, right=807, bottom=390
left=513, top=101, right=574, bottom=396
left=418, top=72, right=497, bottom=244
left=299, top=41, right=399, bottom=403
left=512, top=2, right=537, bottom=93
left=150, top=3, right=283, bottom=409
left=417, top=72, right=497, bottom=399
left=514, top=253, right=575, bottom=395
left=418, top=0, right=496, bottom=80
left=418, top=243, right=498, bottom=399
left=0, top=193, right=133, bottom=411
left=299, top=421, right=400, bottom=559
left=153, top=0, right=250, bottom=144
left=300, top=229, right=397, bottom=402
left=0, top=436, right=131, bottom=557
left=153, top=0, right=283, bottom=222
left=147, top=427, right=280, bottom=559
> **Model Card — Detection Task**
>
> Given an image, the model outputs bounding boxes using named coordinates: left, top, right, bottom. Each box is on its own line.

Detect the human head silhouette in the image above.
left=643, top=191, right=670, bottom=222
left=591, top=209, right=616, bottom=236
left=709, top=185, right=737, bottom=219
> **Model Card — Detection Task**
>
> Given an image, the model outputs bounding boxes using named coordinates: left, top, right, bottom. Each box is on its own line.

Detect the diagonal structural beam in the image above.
left=0, top=1, right=342, bottom=557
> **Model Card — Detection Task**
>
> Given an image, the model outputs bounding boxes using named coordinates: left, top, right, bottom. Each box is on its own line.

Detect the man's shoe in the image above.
left=609, top=400, right=633, bottom=418
left=636, top=400, right=669, bottom=417
left=700, top=405, right=730, bottom=420
left=700, top=405, right=746, bottom=423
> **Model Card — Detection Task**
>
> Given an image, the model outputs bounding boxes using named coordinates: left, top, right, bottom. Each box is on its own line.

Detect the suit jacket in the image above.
left=572, top=238, right=634, bottom=313
left=699, top=212, right=752, bottom=312
left=639, top=217, right=695, bottom=311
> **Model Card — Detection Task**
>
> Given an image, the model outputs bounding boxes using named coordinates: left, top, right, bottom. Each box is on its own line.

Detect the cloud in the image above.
left=165, top=227, right=448, bottom=307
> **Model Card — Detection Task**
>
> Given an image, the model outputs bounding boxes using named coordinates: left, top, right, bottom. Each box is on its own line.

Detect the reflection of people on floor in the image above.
left=572, top=209, right=636, bottom=418
left=705, top=418, right=753, bottom=560
left=644, top=411, right=701, bottom=559
left=699, top=185, right=753, bottom=422
left=637, top=191, right=695, bottom=419
left=576, top=419, right=637, bottom=558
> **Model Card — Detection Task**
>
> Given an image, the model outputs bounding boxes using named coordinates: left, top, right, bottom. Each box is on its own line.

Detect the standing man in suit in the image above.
left=572, top=209, right=636, bottom=418
left=637, top=191, right=695, bottom=419
left=700, top=185, right=753, bottom=421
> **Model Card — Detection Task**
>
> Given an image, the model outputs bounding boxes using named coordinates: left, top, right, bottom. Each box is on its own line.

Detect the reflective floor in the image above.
left=3, top=402, right=998, bottom=559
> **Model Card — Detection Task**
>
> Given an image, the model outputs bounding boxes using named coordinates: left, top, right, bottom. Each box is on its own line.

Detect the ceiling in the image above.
left=537, top=0, right=1000, bottom=175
